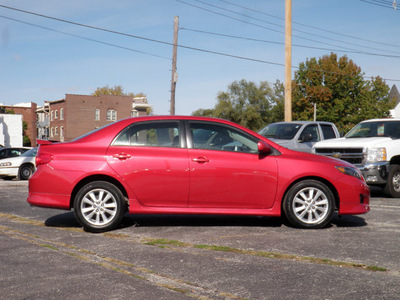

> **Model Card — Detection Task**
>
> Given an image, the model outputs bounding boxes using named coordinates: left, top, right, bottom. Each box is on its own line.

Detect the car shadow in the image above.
left=120, top=214, right=284, bottom=229
left=44, top=212, right=367, bottom=231
left=370, top=186, right=386, bottom=198
left=330, top=214, right=367, bottom=227
left=45, top=212, right=81, bottom=228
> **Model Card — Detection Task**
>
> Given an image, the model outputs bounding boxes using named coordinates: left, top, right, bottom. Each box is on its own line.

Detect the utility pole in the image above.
left=170, top=16, right=179, bottom=115
left=284, top=0, right=292, bottom=121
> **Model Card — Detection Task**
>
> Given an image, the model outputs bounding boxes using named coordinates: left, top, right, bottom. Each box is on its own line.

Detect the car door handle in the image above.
left=113, top=153, right=131, bottom=160
left=191, top=156, right=210, bottom=163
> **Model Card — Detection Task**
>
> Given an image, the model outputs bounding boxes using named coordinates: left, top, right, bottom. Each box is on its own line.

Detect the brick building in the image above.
left=1, top=102, right=38, bottom=147
left=48, top=94, right=151, bottom=142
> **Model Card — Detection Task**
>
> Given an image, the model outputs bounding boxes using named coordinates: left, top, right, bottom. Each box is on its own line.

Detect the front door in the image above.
left=188, top=121, right=278, bottom=209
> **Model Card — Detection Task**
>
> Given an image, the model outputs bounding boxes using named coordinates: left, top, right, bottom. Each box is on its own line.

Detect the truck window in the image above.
left=301, top=125, right=320, bottom=142
left=321, top=124, right=336, bottom=140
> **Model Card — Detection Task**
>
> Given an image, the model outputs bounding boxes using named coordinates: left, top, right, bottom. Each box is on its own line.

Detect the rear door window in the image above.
left=321, top=124, right=337, bottom=140
left=112, top=121, right=182, bottom=148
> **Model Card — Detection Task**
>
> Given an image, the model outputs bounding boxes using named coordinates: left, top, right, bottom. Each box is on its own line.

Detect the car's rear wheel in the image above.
left=19, top=164, right=34, bottom=180
left=283, top=180, right=334, bottom=229
left=74, top=181, right=126, bottom=233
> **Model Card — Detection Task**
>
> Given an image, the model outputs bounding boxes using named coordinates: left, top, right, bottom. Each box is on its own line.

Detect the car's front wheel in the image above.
left=384, top=165, right=400, bottom=198
left=283, top=180, right=335, bottom=229
left=74, top=181, right=127, bottom=233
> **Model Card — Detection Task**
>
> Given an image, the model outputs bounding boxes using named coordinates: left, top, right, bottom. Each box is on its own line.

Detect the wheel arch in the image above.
left=389, top=155, right=400, bottom=165
left=281, top=176, right=340, bottom=211
left=70, top=175, right=129, bottom=209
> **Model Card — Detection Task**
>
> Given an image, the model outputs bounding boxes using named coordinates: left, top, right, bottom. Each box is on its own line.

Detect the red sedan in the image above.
left=28, top=116, right=370, bottom=232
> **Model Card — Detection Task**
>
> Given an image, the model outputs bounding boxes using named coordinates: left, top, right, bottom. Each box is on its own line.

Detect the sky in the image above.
left=0, top=0, right=400, bottom=116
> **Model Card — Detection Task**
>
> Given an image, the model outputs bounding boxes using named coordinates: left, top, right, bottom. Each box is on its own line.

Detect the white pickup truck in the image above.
left=313, top=119, right=400, bottom=197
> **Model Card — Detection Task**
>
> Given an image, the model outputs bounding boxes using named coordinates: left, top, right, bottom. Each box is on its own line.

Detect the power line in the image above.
left=361, top=0, right=399, bottom=10
left=0, top=5, right=286, bottom=67
left=220, top=0, right=400, bottom=49
left=185, top=0, right=400, bottom=55
left=180, top=26, right=400, bottom=59
left=0, top=4, right=175, bottom=48
left=0, top=14, right=171, bottom=60
left=1, top=4, right=400, bottom=83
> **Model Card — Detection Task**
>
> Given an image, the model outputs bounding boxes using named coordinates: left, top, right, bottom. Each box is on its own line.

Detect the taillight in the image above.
left=36, top=153, right=54, bottom=166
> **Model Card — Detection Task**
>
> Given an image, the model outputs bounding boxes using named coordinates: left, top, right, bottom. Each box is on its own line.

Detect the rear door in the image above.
left=106, top=121, right=189, bottom=207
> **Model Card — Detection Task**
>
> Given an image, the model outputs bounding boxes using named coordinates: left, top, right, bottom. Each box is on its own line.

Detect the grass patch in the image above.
left=39, top=244, right=59, bottom=251
left=144, top=238, right=189, bottom=248
left=145, top=238, right=388, bottom=273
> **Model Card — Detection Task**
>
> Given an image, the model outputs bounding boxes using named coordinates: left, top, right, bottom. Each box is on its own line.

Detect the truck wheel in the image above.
left=283, top=180, right=335, bottom=229
left=384, top=165, right=400, bottom=198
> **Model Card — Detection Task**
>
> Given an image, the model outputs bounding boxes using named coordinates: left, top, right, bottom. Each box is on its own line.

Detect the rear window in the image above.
left=321, top=124, right=336, bottom=140
left=259, top=123, right=302, bottom=140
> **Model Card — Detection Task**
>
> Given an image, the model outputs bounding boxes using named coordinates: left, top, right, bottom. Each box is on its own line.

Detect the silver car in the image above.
left=258, top=121, right=340, bottom=153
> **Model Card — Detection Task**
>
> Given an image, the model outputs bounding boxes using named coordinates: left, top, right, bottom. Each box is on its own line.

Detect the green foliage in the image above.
left=92, top=85, right=125, bottom=96
left=192, top=79, right=284, bottom=131
left=292, top=53, right=393, bottom=132
left=192, top=53, right=393, bottom=133
left=92, top=85, right=146, bottom=98
left=22, top=121, right=31, bottom=146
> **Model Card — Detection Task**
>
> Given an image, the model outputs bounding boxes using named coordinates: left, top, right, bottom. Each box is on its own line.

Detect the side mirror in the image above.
left=299, top=133, right=313, bottom=143
left=258, top=141, right=271, bottom=155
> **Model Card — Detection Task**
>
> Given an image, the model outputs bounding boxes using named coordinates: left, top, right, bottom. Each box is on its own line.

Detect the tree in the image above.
left=22, top=121, right=31, bottom=147
left=92, top=85, right=145, bottom=98
left=192, top=79, right=284, bottom=131
left=292, top=53, right=393, bottom=132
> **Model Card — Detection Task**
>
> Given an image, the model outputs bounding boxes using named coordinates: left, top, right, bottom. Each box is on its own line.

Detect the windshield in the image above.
left=346, top=121, right=400, bottom=139
left=21, top=148, right=37, bottom=157
left=258, top=123, right=302, bottom=140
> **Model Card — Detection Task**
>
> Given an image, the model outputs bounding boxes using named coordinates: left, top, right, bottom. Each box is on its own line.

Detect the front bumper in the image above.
left=357, top=162, right=389, bottom=185
left=0, top=167, right=18, bottom=178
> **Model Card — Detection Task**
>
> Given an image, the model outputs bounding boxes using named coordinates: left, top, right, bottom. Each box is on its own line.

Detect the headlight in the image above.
left=0, top=162, right=11, bottom=167
left=364, top=147, right=386, bottom=163
left=335, top=166, right=363, bottom=180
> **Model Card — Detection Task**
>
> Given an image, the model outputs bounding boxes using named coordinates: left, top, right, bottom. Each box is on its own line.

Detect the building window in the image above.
left=131, top=110, right=139, bottom=117
left=60, top=108, right=64, bottom=120
left=50, top=127, right=53, bottom=138
left=95, top=109, right=100, bottom=121
left=60, top=126, right=64, bottom=141
left=50, top=111, right=54, bottom=121
left=55, top=127, right=58, bottom=136
left=55, top=110, right=58, bottom=119
left=107, top=110, right=117, bottom=121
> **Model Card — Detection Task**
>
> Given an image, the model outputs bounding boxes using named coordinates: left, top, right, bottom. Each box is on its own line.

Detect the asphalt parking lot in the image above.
left=1, top=180, right=400, bottom=299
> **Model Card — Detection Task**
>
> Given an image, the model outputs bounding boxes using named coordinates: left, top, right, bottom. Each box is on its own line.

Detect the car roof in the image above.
left=360, top=118, right=400, bottom=123
left=269, top=121, right=335, bottom=125
left=0, top=147, right=30, bottom=149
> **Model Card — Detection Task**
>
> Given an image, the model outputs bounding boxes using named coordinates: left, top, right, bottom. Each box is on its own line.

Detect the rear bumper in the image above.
left=27, top=191, right=71, bottom=210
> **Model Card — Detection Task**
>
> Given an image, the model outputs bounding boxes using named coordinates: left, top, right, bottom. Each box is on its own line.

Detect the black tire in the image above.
left=384, top=165, right=400, bottom=198
left=74, top=181, right=127, bottom=233
left=283, top=180, right=335, bottom=229
left=19, top=164, right=34, bottom=180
